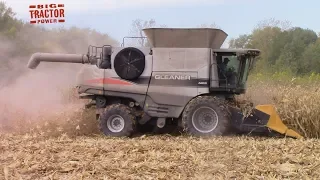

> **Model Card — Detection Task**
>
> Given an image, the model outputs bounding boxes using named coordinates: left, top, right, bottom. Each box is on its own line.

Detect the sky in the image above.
left=4, top=0, right=320, bottom=47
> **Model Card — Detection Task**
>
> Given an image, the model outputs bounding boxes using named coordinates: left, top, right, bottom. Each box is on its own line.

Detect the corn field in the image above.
left=1, top=73, right=320, bottom=179
left=240, top=72, right=320, bottom=138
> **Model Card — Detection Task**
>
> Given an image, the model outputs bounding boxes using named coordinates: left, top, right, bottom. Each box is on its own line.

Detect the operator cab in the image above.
left=212, top=49, right=260, bottom=94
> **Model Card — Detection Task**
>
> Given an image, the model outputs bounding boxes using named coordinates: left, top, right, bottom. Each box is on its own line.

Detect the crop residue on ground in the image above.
left=0, top=133, right=319, bottom=180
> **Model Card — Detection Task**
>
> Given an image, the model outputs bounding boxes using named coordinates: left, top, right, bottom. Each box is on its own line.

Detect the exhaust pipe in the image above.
left=27, top=52, right=95, bottom=69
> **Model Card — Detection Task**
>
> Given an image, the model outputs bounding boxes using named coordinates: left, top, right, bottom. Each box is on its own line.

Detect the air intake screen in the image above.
left=114, top=47, right=146, bottom=80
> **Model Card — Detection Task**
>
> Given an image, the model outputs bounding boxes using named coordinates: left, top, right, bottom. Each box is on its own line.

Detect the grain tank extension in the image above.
left=27, top=28, right=302, bottom=139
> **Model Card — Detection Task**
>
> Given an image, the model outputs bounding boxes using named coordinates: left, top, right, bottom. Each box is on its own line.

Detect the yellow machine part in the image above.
left=255, top=105, right=303, bottom=139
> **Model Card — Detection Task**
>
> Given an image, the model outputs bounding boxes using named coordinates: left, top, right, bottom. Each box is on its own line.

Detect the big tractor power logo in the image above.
left=29, top=4, right=65, bottom=24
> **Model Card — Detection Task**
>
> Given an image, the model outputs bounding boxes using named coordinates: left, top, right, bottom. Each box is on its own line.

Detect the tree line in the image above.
left=229, top=19, right=320, bottom=75
left=1, top=1, right=319, bottom=77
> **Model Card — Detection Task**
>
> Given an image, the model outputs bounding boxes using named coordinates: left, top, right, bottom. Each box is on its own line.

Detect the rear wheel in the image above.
left=99, top=104, right=137, bottom=137
left=182, top=96, right=230, bottom=137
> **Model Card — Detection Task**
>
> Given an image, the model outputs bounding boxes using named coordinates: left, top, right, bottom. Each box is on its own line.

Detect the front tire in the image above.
left=182, top=96, right=230, bottom=137
left=99, top=104, right=137, bottom=137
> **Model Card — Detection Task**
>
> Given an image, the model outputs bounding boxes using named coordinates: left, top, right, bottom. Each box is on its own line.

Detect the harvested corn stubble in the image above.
left=0, top=133, right=320, bottom=180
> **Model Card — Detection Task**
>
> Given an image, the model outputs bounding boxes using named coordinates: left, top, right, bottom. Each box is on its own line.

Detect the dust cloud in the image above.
left=0, top=26, right=117, bottom=134
left=0, top=39, right=86, bottom=132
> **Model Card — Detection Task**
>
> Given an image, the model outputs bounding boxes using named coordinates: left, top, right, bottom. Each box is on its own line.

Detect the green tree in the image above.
left=229, top=18, right=291, bottom=73
left=230, top=18, right=319, bottom=75
left=0, top=1, right=23, bottom=38
left=229, top=34, right=251, bottom=49
left=274, top=27, right=318, bottom=74
left=295, top=37, right=320, bottom=74
left=247, top=26, right=282, bottom=72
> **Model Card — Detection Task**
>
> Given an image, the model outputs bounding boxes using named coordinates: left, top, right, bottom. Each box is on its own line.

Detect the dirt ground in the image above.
left=1, top=133, right=319, bottom=180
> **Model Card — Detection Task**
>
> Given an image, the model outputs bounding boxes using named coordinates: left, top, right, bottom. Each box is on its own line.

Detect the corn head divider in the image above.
left=229, top=104, right=303, bottom=139
left=26, top=27, right=303, bottom=139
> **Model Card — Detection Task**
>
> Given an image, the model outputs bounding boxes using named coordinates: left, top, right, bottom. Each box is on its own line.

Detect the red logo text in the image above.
left=29, top=4, right=65, bottom=24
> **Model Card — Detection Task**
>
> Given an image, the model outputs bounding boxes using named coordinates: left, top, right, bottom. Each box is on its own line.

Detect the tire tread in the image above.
left=182, top=95, right=231, bottom=137
left=98, top=103, right=137, bottom=137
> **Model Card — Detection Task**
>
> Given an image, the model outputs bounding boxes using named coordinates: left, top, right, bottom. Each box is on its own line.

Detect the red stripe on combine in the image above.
left=104, top=78, right=133, bottom=85
left=86, top=78, right=133, bottom=85
left=86, top=78, right=104, bottom=84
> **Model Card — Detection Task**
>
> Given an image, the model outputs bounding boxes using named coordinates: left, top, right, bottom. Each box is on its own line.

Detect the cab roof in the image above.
left=213, top=48, right=261, bottom=55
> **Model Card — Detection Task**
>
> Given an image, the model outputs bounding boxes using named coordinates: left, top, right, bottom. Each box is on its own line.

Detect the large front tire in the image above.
left=99, top=104, right=137, bottom=137
left=182, top=96, right=230, bottom=137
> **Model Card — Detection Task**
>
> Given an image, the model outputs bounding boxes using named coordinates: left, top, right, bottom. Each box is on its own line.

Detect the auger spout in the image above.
left=27, top=52, right=95, bottom=69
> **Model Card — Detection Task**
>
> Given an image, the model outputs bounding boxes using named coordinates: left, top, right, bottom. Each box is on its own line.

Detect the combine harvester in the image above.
left=27, top=28, right=302, bottom=139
